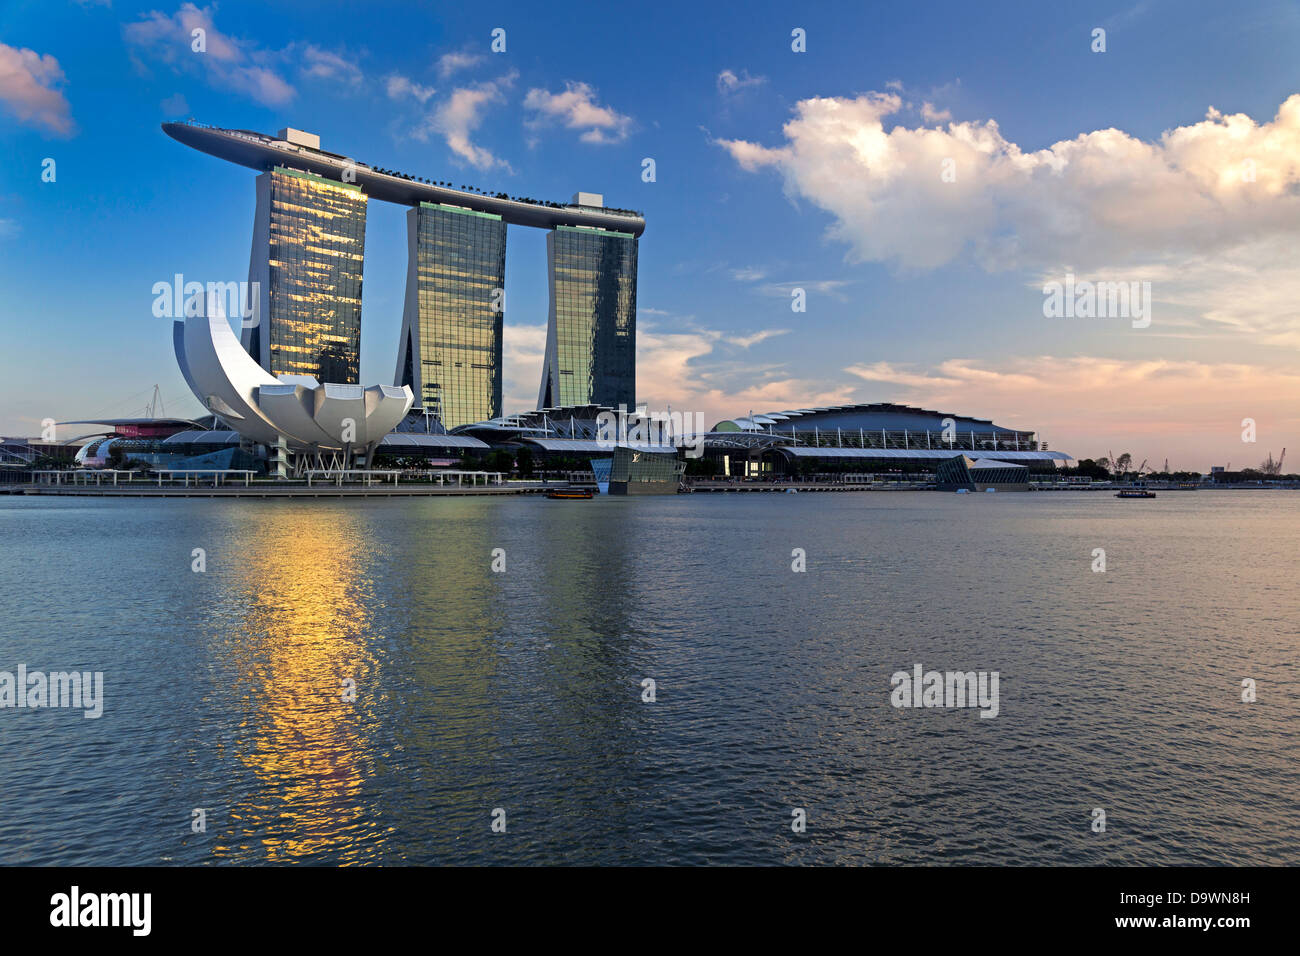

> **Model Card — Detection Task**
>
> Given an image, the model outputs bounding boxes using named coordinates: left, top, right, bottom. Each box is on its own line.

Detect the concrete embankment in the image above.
left=7, top=482, right=552, bottom=498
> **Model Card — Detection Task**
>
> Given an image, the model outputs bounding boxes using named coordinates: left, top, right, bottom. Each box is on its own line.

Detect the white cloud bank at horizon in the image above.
left=500, top=321, right=829, bottom=426
left=505, top=315, right=1298, bottom=465
left=846, top=356, right=1300, bottom=465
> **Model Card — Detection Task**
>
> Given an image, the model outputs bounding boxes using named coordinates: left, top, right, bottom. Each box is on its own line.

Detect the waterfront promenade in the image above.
left=7, top=484, right=548, bottom=498
left=5, top=469, right=562, bottom=498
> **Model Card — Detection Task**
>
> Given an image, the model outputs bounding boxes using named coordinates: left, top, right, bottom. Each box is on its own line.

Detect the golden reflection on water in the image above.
left=210, top=505, right=387, bottom=863
left=186, top=499, right=677, bottom=862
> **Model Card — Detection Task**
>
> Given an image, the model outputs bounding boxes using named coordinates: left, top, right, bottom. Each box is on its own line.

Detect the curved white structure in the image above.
left=173, top=310, right=413, bottom=456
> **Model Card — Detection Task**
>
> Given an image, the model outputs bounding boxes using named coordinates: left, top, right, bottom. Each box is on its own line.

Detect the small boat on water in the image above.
left=1115, top=488, right=1157, bottom=498
left=547, top=488, right=594, bottom=500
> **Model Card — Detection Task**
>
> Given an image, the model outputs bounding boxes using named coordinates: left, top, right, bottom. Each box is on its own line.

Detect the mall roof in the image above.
left=162, top=430, right=242, bottom=444
left=57, top=418, right=204, bottom=428
left=522, top=438, right=677, bottom=453
left=714, top=403, right=1032, bottom=434
left=776, top=447, right=1073, bottom=462
left=379, top=434, right=490, bottom=449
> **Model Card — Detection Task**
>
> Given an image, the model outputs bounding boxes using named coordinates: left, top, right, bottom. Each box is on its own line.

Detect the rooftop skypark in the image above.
left=162, top=121, right=646, bottom=229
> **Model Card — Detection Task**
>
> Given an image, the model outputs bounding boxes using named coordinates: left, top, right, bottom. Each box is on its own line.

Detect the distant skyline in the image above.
left=2, top=0, right=1298, bottom=468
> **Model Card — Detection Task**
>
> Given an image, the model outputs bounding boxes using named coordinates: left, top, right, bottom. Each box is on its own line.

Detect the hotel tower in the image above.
left=163, top=123, right=644, bottom=426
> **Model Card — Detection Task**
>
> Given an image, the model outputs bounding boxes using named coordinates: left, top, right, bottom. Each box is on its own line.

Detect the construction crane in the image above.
left=1261, top=448, right=1287, bottom=475
left=144, top=384, right=166, bottom=419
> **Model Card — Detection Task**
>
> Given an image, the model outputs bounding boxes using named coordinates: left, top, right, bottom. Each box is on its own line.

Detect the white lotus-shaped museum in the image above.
left=173, top=311, right=413, bottom=456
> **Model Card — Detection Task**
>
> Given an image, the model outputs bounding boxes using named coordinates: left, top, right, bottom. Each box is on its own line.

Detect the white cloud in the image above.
left=920, top=101, right=951, bottom=123
left=413, top=73, right=516, bottom=171
left=437, top=50, right=484, bottom=79
left=502, top=323, right=548, bottom=415
left=123, top=3, right=294, bottom=106
left=631, top=325, right=845, bottom=425
left=386, top=74, right=435, bottom=104
left=718, top=91, right=1300, bottom=350
left=160, top=92, right=189, bottom=116
left=300, top=46, right=363, bottom=86
left=717, top=92, right=1300, bottom=275
left=730, top=266, right=766, bottom=282
left=757, top=279, right=855, bottom=302
left=717, top=68, right=766, bottom=95
left=503, top=318, right=817, bottom=425
left=523, top=81, right=632, bottom=144
left=0, top=43, right=75, bottom=136
left=1034, top=238, right=1300, bottom=349
left=676, top=323, right=792, bottom=350
left=720, top=328, right=790, bottom=348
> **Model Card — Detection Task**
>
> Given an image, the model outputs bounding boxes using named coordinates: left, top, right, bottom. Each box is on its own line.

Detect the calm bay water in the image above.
left=0, top=490, right=1296, bottom=866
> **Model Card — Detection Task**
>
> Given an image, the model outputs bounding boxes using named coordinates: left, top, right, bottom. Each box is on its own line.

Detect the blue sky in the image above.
left=2, top=0, right=1299, bottom=467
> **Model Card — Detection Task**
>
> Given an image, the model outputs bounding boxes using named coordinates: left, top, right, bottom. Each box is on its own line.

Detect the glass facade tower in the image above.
left=538, top=225, right=638, bottom=409
left=394, top=202, right=507, bottom=428
left=243, top=166, right=367, bottom=383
